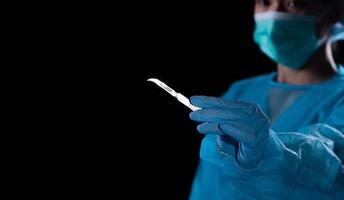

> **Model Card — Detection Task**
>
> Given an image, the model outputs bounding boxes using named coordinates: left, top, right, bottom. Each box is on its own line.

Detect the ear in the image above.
left=315, top=0, right=344, bottom=37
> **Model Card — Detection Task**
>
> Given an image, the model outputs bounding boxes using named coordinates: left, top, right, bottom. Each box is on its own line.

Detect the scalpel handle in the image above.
left=175, top=93, right=202, bottom=111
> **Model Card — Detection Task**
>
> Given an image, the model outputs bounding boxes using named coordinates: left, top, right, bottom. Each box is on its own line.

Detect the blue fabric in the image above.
left=189, top=73, right=344, bottom=200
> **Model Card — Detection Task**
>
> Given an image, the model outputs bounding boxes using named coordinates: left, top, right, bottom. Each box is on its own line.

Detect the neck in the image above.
left=276, top=65, right=331, bottom=84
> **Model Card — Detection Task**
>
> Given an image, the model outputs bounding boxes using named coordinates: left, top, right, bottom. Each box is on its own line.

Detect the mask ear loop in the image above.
left=325, top=38, right=339, bottom=73
left=314, top=3, right=344, bottom=74
left=325, top=22, right=344, bottom=74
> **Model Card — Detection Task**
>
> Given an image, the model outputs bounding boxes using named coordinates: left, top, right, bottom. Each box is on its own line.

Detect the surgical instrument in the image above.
left=147, top=78, right=201, bottom=111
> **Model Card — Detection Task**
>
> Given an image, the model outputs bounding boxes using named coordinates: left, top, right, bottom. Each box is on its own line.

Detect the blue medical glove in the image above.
left=189, top=96, right=343, bottom=199
left=189, top=96, right=301, bottom=198
left=299, top=124, right=344, bottom=161
left=189, top=96, right=270, bottom=169
left=277, top=132, right=342, bottom=191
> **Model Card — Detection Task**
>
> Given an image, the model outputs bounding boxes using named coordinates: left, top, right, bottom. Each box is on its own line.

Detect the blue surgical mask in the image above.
left=253, top=12, right=325, bottom=69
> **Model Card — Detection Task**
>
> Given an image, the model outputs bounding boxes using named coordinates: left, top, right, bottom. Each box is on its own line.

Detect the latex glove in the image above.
left=280, top=124, right=344, bottom=190
left=299, top=124, right=344, bottom=161
left=189, top=96, right=343, bottom=199
left=278, top=132, right=342, bottom=191
left=189, top=96, right=270, bottom=169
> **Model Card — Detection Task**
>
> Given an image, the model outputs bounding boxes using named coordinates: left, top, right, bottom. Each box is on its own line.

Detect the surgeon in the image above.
left=188, top=0, right=344, bottom=199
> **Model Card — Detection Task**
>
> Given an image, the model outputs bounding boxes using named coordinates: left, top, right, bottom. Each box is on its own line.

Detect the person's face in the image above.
left=254, top=0, right=328, bottom=16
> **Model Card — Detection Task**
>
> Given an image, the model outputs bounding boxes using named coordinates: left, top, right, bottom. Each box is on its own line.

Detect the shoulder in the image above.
left=232, top=72, right=275, bottom=88
left=321, top=76, right=344, bottom=131
left=334, top=75, right=344, bottom=89
left=317, top=75, right=344, bottom=106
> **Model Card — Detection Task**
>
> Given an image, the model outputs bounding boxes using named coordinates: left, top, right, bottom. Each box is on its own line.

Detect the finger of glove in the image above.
left=189, top=108, right=250, bottom=123
left=218, top=123, right=256, bottom=144
left=197, top=122, right=222, bottom=135
left=319, top=125, right=344, bottom=147
left=190, top=95, right=250, bottom=109
left=277, top=132, right=308, bottom=146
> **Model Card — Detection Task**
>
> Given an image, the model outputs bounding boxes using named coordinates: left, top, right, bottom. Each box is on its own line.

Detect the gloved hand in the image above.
left=189, top=96, right=270, bottom=169
left=189, top=96, right=343, bottom=199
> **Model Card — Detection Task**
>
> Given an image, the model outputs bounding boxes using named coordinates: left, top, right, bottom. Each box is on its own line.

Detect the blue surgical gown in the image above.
left=189, top=72, right=344, bottom=200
